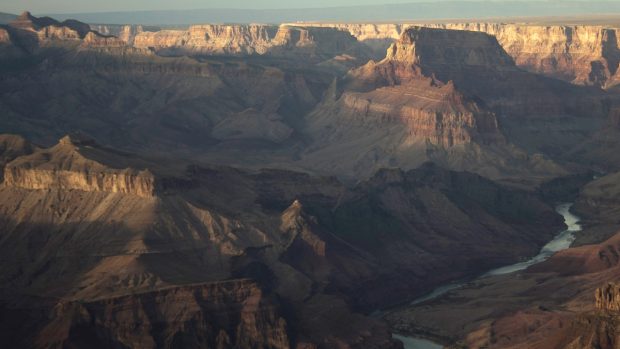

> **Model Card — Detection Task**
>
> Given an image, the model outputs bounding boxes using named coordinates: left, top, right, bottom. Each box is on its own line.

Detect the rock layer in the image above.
left=32, top=280, right=290, bottom=349
left=297, top=22, right=620, bottom=87
left=596, top=283, right=620, bottom=311
left=3, top=135, right=157, bottom=197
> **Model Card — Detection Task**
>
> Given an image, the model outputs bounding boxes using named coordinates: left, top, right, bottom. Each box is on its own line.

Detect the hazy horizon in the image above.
left=1, top=0, right=620, bottom=15
left=2, top=1, right=620, bottom=25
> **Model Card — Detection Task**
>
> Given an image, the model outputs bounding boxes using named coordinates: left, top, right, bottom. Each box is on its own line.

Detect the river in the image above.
left=392, top=203, right=582, bottom=349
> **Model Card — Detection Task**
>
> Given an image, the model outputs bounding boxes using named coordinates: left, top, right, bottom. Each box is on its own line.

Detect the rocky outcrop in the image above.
left=5, top=11, right=131, bottom=52
left=3, top=135, right=157, bottom=197
left=133, top=25, right=276, bottom=55
left=81, top=31, right=126, bottom=47
left=33, top=280, right=290, bottom=349
left=337, top=80, right=501, bottom=147
left=131, top=23, right=365, bottom=61
left=90, top=24, right=150, bottom=45
left=387, top=26, right=515, bottom=70
left=596, top=283, right=620, bottom=311
left=10, top=11, right=90, bottom=41
left=433, top=23, right=620, bottom=87
left=4, top=166, right=156, bottom=197
left=301, top=26, right=570, bottom=180
left=0, top=26, right=11, bottom=44
left=298, top=22, right=620, bottom=87
left=339, top=26, right=512, bottom=146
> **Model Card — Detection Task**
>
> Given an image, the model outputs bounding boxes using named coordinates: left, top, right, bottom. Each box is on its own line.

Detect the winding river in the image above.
left=392, top=203, right=582, bottom=349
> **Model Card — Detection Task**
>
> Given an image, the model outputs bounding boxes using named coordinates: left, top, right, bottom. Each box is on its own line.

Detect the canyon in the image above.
left=299, top=22, right=620, bottom=88
left=0, top=133, right=565, bottom=348
left=2, top=9, right=620, bottom=349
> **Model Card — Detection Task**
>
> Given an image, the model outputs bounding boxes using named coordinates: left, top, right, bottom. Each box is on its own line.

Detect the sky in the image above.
left=1, top=0, right=608, bottom=15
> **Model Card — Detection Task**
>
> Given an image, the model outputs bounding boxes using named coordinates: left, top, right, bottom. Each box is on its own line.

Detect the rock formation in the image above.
left=596, top=283, right=620, bottom=311
left=10, top=11, right=90, bottom=41
left=6, top=10, right=620, bottom=349
left=90, top=24, right=151, bottom=45
left=0, top=132, right=566, bottom=348
left=3, top=135, right=157, bottom=197
left=131, top=24, right=369, bottom=62
left=301, top=26, right=566, bottom=181
left=81, top=31, right=126, bottom=47
left=297, top=22, right=620, bottom=87
left=28, top=280, right=290, bottom=349
left=0, top=26, right=11, bottom=44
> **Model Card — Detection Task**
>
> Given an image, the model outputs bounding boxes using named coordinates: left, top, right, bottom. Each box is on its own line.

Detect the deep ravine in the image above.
left=391, top=203, right=582, bottom=349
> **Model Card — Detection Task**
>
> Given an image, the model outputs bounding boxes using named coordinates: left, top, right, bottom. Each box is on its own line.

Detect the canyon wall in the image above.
left=133, top=24, right=277, bottom=55
left=2, top=136, right=157, bottom=197
left=296, top=22, right=620, bottom=87
left=0, top=27, right=12, bottom=44
left=34, top=280, right=290, bottom=349
left=131, top=24, right=364, bottom=59
left=11, top=11, right=620, bottom=86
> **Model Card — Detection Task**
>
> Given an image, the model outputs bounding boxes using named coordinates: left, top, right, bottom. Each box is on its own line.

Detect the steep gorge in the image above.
left=0, top=134, right=567, bottom=348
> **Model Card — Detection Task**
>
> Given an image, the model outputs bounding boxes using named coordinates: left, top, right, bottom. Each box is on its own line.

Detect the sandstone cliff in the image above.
left=297, top=22, right=620, bottom=87
left=31, top=280, right=290, bottom=349
left=432, top=23, right=620, bottom=88
left=131, top=24, right=367, bottom=62
left=90, top=24, right=153, bottom=45
left=596, top=283, right=620, bottom=311
left=10, top=11, right=90, bottom=42
left=301, top=26, right=565, bottom=181
left=3, top=135, right=157, bottom=197
left=0, top=26, right=11, bottom=44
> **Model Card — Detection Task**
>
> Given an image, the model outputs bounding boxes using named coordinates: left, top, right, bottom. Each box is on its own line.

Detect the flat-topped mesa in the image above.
left=388, top=26, right=516, bottom=73
left=347, top=26, right=517, bottom=91
left=595, top=283, right=620, bottom=311
left=3, top=135, right=157, bottom=197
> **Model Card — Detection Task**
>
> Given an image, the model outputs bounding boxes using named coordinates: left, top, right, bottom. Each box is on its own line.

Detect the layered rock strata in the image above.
left=3, top=135, right=157, bottom=197
left=296, top=22, right=620, bottom=87
left=596, top=283, right=620, bottom=311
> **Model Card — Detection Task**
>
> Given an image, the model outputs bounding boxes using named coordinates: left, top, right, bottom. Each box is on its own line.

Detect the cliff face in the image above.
left=435, top=23, right=620, bottom=87
left=387, top=26, right=516, bottom=70
left=132, top=24, right=366, bottom=61
left=133, top=25, right=277, bottom=55
left=10, top=11, right=90, bottom=42
left=81, top=31, right=126, bottom=47
left=596, top=283, right=620, bottom=311
left=301, top=26, right=566, bottom=180
left=33, top=280, right=290, bottom=349
left=90, top=24, right=151, bottom=45
left=3, top=135, right=157, bottom=197
left=337, top=80, right=501, bottom=148
left=0, top=27, right=11, bottom=44
left=13, top=14, right=620, bottom=86
left=299, top=22, right=620, bottom=87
